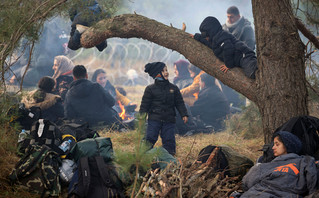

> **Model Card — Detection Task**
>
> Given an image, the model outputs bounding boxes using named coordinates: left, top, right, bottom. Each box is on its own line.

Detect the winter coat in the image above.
left=190, top=85, right=229, bottom=131
left=194, top=30, right=254, bottom=70
left=139, top=79, right=188, bottom=123
left=21, top=90, right=64, bottom=123
left=64, top=79, right=118, bottom=126
left=222, top=17, right=256, bottom=50
left=241, top=153, right=318, bottom=198
left=55, top=74, right=73, bottom=101
left=104, top=80, right=131, bottom=106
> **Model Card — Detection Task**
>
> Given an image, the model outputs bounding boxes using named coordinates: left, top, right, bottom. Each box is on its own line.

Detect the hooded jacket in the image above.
left=21, top=90, right=64, bottom=123
left=241, top=153, right=317, bottom=197
left=194, top=17, right=255, bottom=69
left=64, top=79, right=118, bottom=126
left=222, top=16, right=256, bottom=50
left=139, top=79, right=188, bottom=123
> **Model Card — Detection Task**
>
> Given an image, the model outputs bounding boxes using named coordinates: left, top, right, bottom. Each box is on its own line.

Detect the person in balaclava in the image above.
left=193, top=16, right=258, bottom=79
left=139, top=62, right=188, bottom=155
left=235, top=131, right=318, bottom=198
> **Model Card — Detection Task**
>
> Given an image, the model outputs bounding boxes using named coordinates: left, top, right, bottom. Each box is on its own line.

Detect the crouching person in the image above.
left=21, top=76, right=64, bottom=123
left=233, top=131, right=318, bottom=198
left=194, top=16, right=258, bottom=79
left=139, top=62, right=188, bottom=156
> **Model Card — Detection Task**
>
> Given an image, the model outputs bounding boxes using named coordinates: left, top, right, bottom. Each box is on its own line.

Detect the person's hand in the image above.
left=182, top=116, right=188, bottom=124
left=220, top=65, right=229, bottom=73
left=189, top=33, right=194, bottom=38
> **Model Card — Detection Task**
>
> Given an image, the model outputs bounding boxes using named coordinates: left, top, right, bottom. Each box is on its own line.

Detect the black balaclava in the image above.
left=199, top=16, right=222, bottom=39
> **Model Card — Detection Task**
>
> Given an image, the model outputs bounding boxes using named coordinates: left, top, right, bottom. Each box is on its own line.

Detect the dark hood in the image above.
left=68, top=79, right=97, bottom=98
left=199, top=16, right=222, bottom=39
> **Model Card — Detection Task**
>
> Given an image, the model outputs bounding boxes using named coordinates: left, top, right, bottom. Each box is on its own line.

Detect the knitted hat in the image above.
left=144, top=62, right=165, bottom=79
left=273, top=131, right=302, bottom=154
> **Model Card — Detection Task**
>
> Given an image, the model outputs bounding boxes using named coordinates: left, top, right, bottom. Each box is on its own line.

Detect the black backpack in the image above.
left=59, top=122, right=99, bottom=142
left=8, top=103, right=42, bottom=130
left=261, top=115, right=319, bottom=163
left=68, top=156, right=125, bottom=198
left=25, top=119, right=64, bottom=155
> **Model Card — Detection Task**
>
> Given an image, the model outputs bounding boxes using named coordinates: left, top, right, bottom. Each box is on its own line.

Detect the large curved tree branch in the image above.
left=81, top=14, right=257, bottom=102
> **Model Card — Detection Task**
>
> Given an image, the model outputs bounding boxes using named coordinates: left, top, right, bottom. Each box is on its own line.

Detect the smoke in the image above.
left=10, top=0, right=254, bottom=87
left=126, top=0, right=253, bottom=34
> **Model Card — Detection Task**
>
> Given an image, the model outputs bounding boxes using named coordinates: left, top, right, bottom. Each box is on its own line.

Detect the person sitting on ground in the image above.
left=139, top=62, right=188, bottom=155
left=21, top=76, right=64, bottom=123
left=68, top=0, right=108, bottom=51
left=173, top=60, right=193, bottom=90
left=91, top=69, right=137, bottom=109
left=222, top=6, right=255, bottom=50
left=235, top=131, right=318, bottom=198
left=180, top=64, right=205, bottom=106
left=52, top=55, right=75, bottom=101
left=64, top=65, right=120, bottom=126
left=194, top=16, right=258, bottom=79
left=190, top=73, right=229, bottom=132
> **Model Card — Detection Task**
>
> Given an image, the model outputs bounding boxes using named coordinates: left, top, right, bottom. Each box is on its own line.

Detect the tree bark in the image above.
left=81, top=4, right=308, bottom=143
left=252, top=0, right=308, bottom=143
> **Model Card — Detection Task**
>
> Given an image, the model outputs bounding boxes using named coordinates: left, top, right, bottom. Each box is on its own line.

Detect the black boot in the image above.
left=67, top=30, right=82, bottom=50
left=95, top=40, right=108, bottom=52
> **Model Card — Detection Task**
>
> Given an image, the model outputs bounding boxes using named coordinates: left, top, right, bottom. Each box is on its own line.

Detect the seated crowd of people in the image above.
left=17, top=53, right=241, bottom=134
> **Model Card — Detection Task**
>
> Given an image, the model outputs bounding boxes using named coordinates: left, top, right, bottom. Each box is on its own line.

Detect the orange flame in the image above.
left=118, top=101, right=126, bottom=120
left=193, top=92, right=199, bottom=100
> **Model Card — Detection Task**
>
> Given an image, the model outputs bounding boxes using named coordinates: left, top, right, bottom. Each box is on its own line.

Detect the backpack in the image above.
left=8, top=103, right=42, bottom=130
left=197, top=145, right=254, bottom=177
left=18, top=119, right=64, bottom=156
left=68, top=156, right=125, bottom=198
left=68, top=137, right=125, bottom=198
left=261, top=116, right=319, bottom=163
left=8, top=144, right=61, bottom=197
left=59, top=122, right=99, bottom=142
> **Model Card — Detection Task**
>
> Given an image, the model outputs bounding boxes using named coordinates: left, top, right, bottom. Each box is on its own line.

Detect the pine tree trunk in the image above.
left=252, top=0, right=308, bottom=143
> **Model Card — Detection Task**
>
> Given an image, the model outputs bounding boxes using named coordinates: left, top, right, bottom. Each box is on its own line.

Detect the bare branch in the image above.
left=295, top=17, right=319, bottom=49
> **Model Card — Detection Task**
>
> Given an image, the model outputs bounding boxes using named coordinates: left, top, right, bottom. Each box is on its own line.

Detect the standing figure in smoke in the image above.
left=52, top=55, right=75, bottom=101
left=194, top=16, right=258, bottom=79
left=68, top=0, right=108, bottom=51
left=21, top=76, right=64, bottom=123
left=190, top=73, right=229, bottom=132
left=173, top=60, right=193, bottom=90
left=222, top=6, right=256, bottom=50
left=140, top=62, right=188, bottom=155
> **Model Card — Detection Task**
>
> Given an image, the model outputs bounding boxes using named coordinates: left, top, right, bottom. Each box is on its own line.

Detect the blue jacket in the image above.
left=241, top=153, right=317, bottom=197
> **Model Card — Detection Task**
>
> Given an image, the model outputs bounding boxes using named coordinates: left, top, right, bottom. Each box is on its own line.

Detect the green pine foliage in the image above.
left=113, top=113, right=160, bottom=197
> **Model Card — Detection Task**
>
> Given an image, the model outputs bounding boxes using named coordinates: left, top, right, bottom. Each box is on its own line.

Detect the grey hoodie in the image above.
left=241, top=153, right=317, bottom=197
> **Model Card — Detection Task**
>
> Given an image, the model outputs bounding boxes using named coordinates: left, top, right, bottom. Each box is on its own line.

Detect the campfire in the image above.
left=117, top=101, right=135, bottom=123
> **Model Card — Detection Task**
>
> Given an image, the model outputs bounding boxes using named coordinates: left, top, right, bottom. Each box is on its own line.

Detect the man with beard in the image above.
left=222, top=6, right=255, bottom=50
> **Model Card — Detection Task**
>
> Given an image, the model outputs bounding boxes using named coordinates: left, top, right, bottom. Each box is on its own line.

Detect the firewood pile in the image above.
left=136, top=147, right=243, bottom=198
